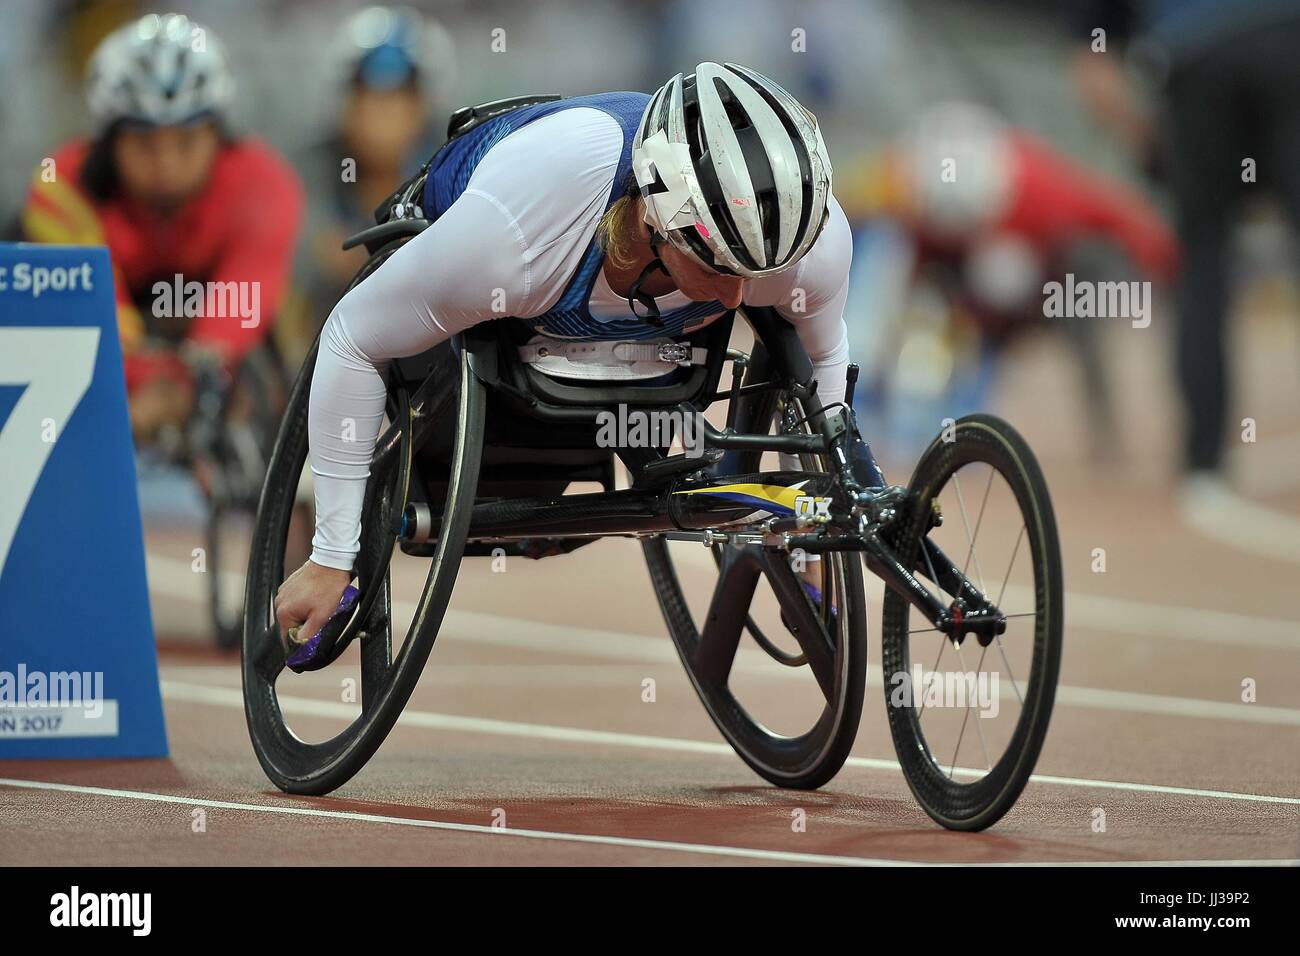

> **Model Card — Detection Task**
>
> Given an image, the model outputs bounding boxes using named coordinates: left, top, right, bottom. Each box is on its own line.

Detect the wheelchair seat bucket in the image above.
left=399, top=313, right=734, bottom=507
left=463, top=312, right=735, bottom=417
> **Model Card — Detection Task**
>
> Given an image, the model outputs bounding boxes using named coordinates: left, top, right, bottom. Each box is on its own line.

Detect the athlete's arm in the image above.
left=745, top=193, right=854, bottom=414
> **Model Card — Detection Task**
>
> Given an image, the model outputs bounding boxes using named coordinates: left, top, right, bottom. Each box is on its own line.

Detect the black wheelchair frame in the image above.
left=380, top=303, right=1002, bottom=648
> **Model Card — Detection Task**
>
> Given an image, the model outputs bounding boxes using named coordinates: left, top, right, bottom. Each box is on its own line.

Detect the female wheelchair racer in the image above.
left=242, top=65, right=1063, bottom=831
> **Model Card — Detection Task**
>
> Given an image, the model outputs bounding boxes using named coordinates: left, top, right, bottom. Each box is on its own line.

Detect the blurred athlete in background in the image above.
left=841, top=102, right=1178, bottom=457
left=1068, top=0, right=1300, bottom=513
left=22, top=12, right=304, bottom=445
left=295, top=6, right=454, bottom=343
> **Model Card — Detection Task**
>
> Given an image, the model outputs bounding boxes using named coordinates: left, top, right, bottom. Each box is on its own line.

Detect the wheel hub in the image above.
left=943, top=599, right=1007, bottom=647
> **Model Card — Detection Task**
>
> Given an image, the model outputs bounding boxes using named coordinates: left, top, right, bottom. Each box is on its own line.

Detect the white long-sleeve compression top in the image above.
left=307, top=106, right=853, bottom=570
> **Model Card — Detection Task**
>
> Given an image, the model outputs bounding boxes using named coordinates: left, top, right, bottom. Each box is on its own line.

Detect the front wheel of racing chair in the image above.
left=881, top=414, right=1062, bottom=830
left=643, top=322, right=869, bottom=791
left=241, top=235, right=486, bottom=795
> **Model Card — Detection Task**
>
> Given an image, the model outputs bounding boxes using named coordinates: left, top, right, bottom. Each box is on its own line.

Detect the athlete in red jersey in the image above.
left=843, top=102, right=1179, bottom=298
left=838, top=102, right=1179, bottom=455
left=22, top=13, right=304, bottom=442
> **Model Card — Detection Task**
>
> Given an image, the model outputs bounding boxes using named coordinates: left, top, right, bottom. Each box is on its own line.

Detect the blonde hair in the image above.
left=595, top=190, right=644, bottom=272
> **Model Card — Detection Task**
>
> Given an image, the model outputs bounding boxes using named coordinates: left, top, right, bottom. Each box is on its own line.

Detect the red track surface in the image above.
left=3, top=315, right=1299, bottom=866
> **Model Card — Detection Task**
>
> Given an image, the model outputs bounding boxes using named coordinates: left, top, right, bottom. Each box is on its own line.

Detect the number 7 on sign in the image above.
left=0, top=328, right=100, bottom=576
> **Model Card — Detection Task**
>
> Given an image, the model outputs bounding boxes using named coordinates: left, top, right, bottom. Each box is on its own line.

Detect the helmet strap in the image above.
left=625, top=233, right=670, bottom=326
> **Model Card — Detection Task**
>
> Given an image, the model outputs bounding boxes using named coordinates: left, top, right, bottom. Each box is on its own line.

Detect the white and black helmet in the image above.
left=632, top=62, right=832, bottom=279
left=86, top=13, right=235, bottom=130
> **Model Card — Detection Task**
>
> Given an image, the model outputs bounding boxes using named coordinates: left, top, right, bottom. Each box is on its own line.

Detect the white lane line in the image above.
left=982, top=858, right=1300, bottom=867
left=160, top=680, right=1300, bottom=808
left=1002, top=585, right=1300, bottom=652
left=436, top=615, right=1300, bottom=726
left=166, top=679, right=735, bottom=754
left=0, top=777, right=899, bottom=867
left=670, top=545, right=1300, bottom=652
left=3, top=778, right=1295, bottom=868
left=1051, top=684, right=1300, bottom=727
left=161, top=662, right=639, bottom=682
left=148, top=556, right=1300, bottom=726
left=1236, top=429, right=1300, bottom=497
left=150, top=550, right=1300, bottom=654
left=1180, top=486, right=1300, bottom=564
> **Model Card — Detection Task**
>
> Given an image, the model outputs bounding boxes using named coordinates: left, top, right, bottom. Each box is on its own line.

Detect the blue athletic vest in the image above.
left=423, top=92, right=724, bottom=340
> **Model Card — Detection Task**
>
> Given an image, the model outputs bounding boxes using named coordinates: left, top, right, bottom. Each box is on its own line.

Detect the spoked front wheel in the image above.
left=241, top=337, right=484, bottom=795
left=881, top=413, right=1062, bottom=830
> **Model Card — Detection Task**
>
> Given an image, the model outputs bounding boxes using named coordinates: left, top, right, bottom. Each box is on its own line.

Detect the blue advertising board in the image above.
left=0, top=243, right=168, bottom=758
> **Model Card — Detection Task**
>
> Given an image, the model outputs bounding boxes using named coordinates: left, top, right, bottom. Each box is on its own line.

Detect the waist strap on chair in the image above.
left=518, top=335, right=708, bottom=381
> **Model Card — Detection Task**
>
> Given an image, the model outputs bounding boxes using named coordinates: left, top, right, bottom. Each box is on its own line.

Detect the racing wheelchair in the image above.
left=141, top=333, right=290, bottom=649
left=241, top=97, right=1063, bottom=831
left=188, top=343, right=291, bottom=649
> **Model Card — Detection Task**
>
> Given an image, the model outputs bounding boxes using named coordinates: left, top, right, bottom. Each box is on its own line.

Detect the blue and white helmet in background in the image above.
left=633, top=62, right=833, bottom=279
left=86, top=13, right=235, bottom=130
left=334, top=5, right=455, bottom=101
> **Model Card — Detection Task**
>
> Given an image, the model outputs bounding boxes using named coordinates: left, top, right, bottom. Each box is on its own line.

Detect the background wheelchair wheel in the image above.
left=881, top=413, right=1062, bottom=830
left=207, top=499, right=249, bottom=650
left=642, top=378, right=868, bottom=790
left=240, top=335, right=485, bottom=795
left=205, top=345, right=289, bottom=651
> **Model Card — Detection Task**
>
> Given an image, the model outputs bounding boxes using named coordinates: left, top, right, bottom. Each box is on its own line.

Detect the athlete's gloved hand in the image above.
left=274, top=559, right=354, bottom=650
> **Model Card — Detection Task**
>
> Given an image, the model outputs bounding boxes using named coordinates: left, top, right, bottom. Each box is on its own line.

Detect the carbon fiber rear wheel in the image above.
left=241, top=337, right=484, bottom=795
left=241, top=240, right=485, bottom=795
left=643, top=368, right=867, bottom=790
